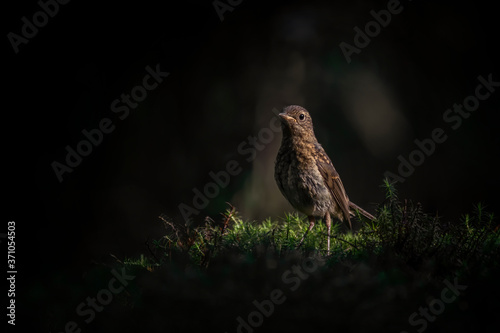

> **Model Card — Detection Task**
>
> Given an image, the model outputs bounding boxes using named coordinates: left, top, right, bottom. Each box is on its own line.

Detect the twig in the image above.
left=327, top=234, right=361, bottom=251
left=109, top=253, right=123, bottom=264
left=145, top=239, right=161, bottom=264
left=220, top=202, right=235, bottom=236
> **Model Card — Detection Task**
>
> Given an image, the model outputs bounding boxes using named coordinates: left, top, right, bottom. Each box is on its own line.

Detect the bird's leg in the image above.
left=325, top=213, right=331, bottom=255
left=297, top=216, right=315, bottom=249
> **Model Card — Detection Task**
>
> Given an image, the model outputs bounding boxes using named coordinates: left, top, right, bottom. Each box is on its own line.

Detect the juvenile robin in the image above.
left=274, top=105, right=374, bottom=253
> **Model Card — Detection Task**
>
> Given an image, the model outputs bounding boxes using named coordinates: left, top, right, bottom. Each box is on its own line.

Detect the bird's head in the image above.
left=278, top=105, right=316, bottom=142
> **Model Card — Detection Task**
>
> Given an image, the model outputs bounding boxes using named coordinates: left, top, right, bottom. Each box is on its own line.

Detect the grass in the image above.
left=40, top=181, right=499, bottom=333
left=125, top=180, right=500, bottom=281
left=104, top=182, right=500, bottom=332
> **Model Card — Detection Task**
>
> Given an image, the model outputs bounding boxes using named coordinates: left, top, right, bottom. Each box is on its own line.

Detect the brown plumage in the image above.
left=274, top=105, right=374, bottom=253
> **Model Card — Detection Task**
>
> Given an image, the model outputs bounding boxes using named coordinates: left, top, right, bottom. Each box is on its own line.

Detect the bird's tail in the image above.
left=348, top=201, right=375, bottom=221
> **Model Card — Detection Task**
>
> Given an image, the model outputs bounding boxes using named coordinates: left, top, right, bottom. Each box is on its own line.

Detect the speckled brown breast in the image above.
left=275, top=137, right=343, bottom=220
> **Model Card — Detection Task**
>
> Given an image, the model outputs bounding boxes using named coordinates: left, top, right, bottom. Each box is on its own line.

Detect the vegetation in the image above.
left=127, top=180, right=499, bottom=281
left=43, top=181, right=499, bottom=332
left=111, top=181, right=500, bottom=332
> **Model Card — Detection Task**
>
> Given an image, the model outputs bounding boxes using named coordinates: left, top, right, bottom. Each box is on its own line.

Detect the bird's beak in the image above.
left=278, top=113, right=295, bottom=123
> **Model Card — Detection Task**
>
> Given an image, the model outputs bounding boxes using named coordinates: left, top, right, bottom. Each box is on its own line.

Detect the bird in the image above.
left=274, top=105, right=374, bottom=254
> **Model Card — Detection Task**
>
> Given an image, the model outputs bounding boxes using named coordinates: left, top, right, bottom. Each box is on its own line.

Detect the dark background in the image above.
left=4, top=0, right=500, bottom=331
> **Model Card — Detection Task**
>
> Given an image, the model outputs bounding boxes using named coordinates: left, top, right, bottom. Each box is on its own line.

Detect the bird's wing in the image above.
left=314, top=143, right=352, bottom=229
left=349, top=201, right=375, bottom=220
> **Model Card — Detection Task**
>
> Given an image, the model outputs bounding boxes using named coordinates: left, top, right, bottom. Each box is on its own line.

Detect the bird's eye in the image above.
left=299, top=113, right=305, bottom=121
